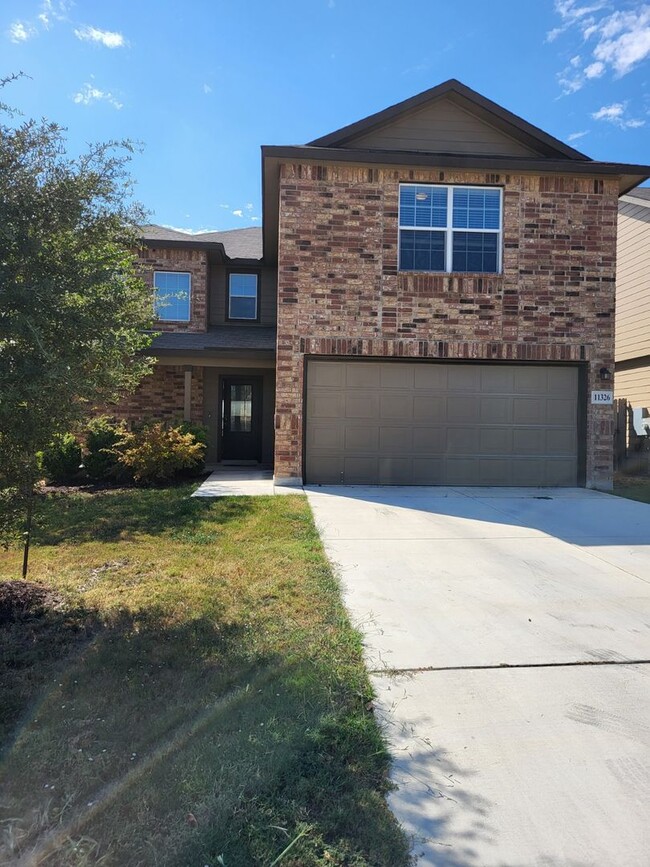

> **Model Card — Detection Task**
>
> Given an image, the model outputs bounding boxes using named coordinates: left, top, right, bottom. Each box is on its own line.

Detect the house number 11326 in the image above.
left=591, top=391, right=613, bottom=405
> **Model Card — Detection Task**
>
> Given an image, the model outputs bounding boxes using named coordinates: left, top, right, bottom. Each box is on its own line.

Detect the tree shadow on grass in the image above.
left=32, top=486, right=257, bottom=545
left=0, top=595, right=414, bottom=867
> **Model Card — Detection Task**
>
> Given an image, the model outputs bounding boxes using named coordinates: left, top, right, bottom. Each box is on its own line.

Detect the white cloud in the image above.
left=73, top=83, right=123, bottom=110
left=250, top=216, right=261, bottom=222
left=232, top=209, right=244, bottom=218
left=592, top=101, right=645, bottom=128
left=38, top=0, right=70, bottom=28
left=162, top=224, right=222, bottom=235
left=203, top=83, right=212, bottom=94
left=245, top=203, right=254, bottom=210
left=7, top=21, right=36, bottom=42
left=551, top=1, right=650, bottom=92
left=219, top=203, right=230, bottom=209
left=74, top=25, right=126, bottom=48
left=567, top=129, right=589, bottom=140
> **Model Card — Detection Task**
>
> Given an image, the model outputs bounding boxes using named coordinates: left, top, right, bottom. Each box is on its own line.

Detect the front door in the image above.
left=221, top=376, right=262, bottom=462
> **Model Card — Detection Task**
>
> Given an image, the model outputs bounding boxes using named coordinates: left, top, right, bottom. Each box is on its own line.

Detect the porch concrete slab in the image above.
left=324, top=535, right=650, bottom=669
left=192, top=468, right=274, bottom=497
left=372, top=664, right=650, bottom=866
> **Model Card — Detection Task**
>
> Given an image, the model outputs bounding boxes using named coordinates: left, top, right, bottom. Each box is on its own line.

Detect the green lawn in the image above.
left=613, top=474, right=650, bottom=504
left=0, top=486, right=411, bottom=867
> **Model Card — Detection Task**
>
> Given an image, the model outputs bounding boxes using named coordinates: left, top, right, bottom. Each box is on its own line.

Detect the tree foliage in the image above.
left=0, top=75, right=155, bottom=558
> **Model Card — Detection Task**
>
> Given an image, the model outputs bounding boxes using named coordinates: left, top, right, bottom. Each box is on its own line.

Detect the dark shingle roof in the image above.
left=141, top=225, right=263, bottom=260
left=193, top=227, right=262, bottom=259
left=627, top=186, right=650, bottom=203
left=150, top=326, right=276, bottom=353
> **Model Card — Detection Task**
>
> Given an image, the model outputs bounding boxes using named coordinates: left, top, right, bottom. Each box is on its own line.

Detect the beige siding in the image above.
left=615, top=364, right=650, bottom=409
left=616, top=199, right=650, bottom=362
left=347, top=97, right=541, bottom=156
left=209, top=264, right=277, bottom=326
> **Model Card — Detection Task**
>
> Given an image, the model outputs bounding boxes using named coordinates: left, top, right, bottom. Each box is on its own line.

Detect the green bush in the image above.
left=177, top=421, right=209, bottom=472
left=113, top=422, right=206, bottom=484
left=40, top=434, right=83, bottom=484
left=84, top=417, right=128, bottom=482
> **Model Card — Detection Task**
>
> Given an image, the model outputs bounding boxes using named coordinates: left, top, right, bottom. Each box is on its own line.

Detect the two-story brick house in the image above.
left=122, top=80, right=650, bottom=489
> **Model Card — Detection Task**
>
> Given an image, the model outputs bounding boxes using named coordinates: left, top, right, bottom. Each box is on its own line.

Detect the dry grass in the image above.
left=613, top=473, right=650, bottom=504
left=0, top=486, right=411, bottom=867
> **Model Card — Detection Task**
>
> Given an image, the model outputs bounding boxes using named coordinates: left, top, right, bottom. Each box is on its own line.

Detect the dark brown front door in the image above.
left=221, top=376, right=262, bottom=462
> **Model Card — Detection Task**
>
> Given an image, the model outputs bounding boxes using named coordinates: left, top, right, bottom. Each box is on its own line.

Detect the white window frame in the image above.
left=398, top=183, right=503, bottom=274
left=228, top=272, right=259, bottom=321
left=153, top=270, right=192, bottom=322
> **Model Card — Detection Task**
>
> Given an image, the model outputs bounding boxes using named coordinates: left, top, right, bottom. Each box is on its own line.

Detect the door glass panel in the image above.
left=229, top=384, right=252, bottom=432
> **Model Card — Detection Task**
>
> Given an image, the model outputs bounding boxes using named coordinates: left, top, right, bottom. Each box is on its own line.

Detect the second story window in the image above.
left=228, top=273, right=259, bottom=321
left=153, top=271, right=191, bottom=321
left=398, top=184, right=502, bottom=274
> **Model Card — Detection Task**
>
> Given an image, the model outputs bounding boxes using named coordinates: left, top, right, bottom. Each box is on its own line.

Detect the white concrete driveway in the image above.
left=306, top=486, right=650, bottom=867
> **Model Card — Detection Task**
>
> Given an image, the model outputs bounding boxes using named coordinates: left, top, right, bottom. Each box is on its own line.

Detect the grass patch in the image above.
left=0, top=487, right=411, bottom=866
left=613, top=474, right=650, bottom=504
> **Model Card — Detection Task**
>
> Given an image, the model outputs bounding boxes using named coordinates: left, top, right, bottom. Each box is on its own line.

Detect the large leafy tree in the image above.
left=0, top=76, right=155, bottom=572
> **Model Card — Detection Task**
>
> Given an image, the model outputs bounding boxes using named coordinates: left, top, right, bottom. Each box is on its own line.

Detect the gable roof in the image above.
left=308, top=79, right=590, bottom=161
left=141, top=225, right=263, bottom=260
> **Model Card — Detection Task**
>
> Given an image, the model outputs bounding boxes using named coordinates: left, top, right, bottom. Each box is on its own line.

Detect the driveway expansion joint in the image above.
left=370, top=658, right=650, bottom=675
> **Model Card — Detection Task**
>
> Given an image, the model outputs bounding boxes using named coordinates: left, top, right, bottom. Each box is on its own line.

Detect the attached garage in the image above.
left=305, top=360, right=581, bottom=486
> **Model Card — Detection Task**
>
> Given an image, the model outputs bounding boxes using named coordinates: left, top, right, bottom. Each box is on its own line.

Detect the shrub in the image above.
left=177, top=421, right=209, bottom=472
left=84, top=417, right=128, bottom=482
left=114, top=422, right=206, bottom=484
left=40, top=434, right=83, bottom=484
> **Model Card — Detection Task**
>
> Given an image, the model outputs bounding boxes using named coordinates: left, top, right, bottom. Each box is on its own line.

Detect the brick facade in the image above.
left=107, top=364, right=204, bottom=425
left=139, top=246, right=208, bottom=332
left=274, top=163, right=619, bottom=488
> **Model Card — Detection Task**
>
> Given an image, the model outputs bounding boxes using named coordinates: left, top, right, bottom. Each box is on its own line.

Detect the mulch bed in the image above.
left=0, top=580, right=66, bottom=626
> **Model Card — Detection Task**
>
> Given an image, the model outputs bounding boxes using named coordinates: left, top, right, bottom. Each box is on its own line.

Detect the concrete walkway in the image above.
left=192, top=467, right=303, bottom=497
left=305, top=485, right=650, bottom=866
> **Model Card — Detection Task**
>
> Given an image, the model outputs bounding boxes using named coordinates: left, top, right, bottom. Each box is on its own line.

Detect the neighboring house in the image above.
left=615, top=186, right=650, bottom=441
left=118, top=79, right=650, bottom=489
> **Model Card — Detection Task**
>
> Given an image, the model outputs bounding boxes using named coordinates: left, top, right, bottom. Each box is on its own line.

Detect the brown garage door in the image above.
left=305, top=360, right=579, bottom=486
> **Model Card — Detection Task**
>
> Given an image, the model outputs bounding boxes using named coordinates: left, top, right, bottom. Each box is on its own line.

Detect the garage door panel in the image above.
left=546, top=459, right=577, bottom=486
left=344, top=426, right=379, bottom=451
left=480, top=396, right=511, bottom=424
left=309, top=362, right=346, bottom=388
left=414, top=365, right=448, bottom=390
left=307, top=424, right=342, bottom=450
left=514, top=368, right=548, bottom=394
left=546, top=429, right=576, bottom=454
left=381, top=364, right=414, bottom=389
left=480, top=367, right=515, bottom=393
left=344, top=393, right=379, bottom=419
left=309, top=392, right=345, bottom=419
left=345, top=363, right=380, bottom=388
left=412, top=427, right=445, bottom=452
left=479, top=428, right=513, bottom=454
left=343, top=457, right=378, bottom=484
left=379, top=458, right=411, bottom=484
left=305, top=361, right=579, bottom=486
left=308, top=454, right=342, bottom=484
left=380, top=426, right=413, bottom=450
left=446, top=428, right=479, bottom=455
left=446, top=396, right=476, bottom=423
left=380, top=393, right=412, bottom=419
left=448, top=366, right=481, bottom=391
left=546, top=398, right=576, bottom=425
left=413, top=396, right=446, bottom=420
left=413, top=458, right=445, bottom=483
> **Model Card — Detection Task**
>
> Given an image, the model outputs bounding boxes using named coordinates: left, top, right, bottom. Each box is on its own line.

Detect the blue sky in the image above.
left=3, top=0, right=650, bottom=233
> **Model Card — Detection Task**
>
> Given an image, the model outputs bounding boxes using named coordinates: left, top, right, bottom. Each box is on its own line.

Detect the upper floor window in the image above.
left=153, top=271, right=191, bottom=321
left=228, top=273, right=259, bottom=320
left=398, top=184, right=502, bottom=274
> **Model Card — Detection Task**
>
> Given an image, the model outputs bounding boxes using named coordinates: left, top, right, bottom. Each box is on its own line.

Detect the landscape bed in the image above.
left=0, top=485, right=411, bottom=867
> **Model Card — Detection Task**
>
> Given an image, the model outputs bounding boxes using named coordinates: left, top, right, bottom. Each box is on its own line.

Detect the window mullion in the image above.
left=446, top=188, right=454, bottom=273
